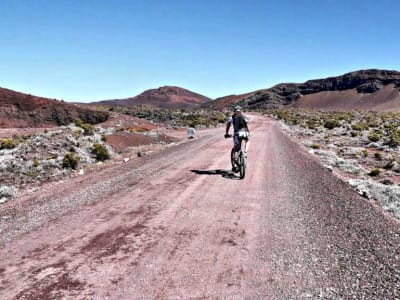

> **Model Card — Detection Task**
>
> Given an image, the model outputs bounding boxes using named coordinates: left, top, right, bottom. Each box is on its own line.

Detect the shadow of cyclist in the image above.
left=190, top=169, right=240, bottom=180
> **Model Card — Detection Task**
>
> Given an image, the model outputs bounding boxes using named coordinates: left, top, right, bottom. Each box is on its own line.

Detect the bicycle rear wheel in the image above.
left=239, top=151, right=246, bottom=179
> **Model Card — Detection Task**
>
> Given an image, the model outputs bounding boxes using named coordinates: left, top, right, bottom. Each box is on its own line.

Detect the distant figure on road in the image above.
left=187, top=125, right=196, bottom=139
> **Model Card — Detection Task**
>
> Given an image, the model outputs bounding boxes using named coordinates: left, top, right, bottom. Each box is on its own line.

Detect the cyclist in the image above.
left=225, top=105, right=250, bottom=157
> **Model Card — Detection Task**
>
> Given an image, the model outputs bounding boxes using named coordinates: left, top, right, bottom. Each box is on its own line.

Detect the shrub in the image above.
left=384, top=159, right=395, bottom=170
left=33, top=158, right=40, bottom=167
left=350, top=131, right=359, bottom=137
left=369, top=168, right=380, bottom=177
left=307, top=120, right=318, bottom=129
left=389, top=130, right=400, bottom=147
left=81, top=123, right=94, bottom=135
left=323, top=119, right=339, bottom=129
left=74, top=118, right=94, bottom=135
left=0, top=138, right=18, bottom=149
left=92, top=143, right=110, bottom=161
left=311, top=144, right=320, bottom=149
left=74, top=118, right=84, bottom=127
left=374, top=152, right=383, bottom=160
left=352, top=123, right=365, bottom=131
left=362, top=149, right=368, bottom=157
left=368, top=133, right=381, bottom=142
left=62, top=152, right=80, bottom=169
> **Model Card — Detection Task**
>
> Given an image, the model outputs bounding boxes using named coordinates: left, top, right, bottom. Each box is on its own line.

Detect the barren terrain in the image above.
left=1, top=114, right=399, bottom=299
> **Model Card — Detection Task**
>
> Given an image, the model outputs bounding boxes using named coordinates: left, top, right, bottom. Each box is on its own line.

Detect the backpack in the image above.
left=232, top=115, right=247, bottom=132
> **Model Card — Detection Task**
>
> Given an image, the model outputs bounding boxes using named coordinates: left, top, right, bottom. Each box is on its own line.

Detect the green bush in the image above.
left=62, top=152, right=80, bottom=169
left=0, top=138, right=18, bottom=149
left=323, top=119, right=339, bottom=129
left=92, top=143, right=110, bottom=161
left=81, top=123, right=94, bottom=135
left=351, top=123, right=365, bottom=131
left=74, top=118, right=83, bottom=127
left=389, top=130, right=400, bottom=147
left=33, top=158, right=40, bottom=167
left=74, top=118, right=94, bottom=135
left=368, top=133, right=381, bottom=142
left=374, top=152, right=383, bottom=160
left=369, top=168, right=380, bottom=177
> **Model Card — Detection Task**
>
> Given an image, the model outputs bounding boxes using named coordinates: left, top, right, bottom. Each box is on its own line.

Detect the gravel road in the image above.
left=0, top=114, right=399, bottom=299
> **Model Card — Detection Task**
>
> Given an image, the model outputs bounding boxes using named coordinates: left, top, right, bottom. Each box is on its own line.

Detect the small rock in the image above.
left=123, top=158, right=130, bottom=163
left=381, top=179, right=394, bottom=185
left=79, top=169, right=84, bottom=176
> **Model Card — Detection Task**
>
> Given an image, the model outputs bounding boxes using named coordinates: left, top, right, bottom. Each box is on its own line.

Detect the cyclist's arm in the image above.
left=225, top=122, right=231, bottom=135
left=226, top=116, right=233, bottom=135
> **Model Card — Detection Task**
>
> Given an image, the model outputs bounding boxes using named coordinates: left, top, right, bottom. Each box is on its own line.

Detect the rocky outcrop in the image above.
left=214, top=69, right=400, bottom=110
left=93, top=86, right=212, bottom=109
left=0, top=87, right=109, bottom=128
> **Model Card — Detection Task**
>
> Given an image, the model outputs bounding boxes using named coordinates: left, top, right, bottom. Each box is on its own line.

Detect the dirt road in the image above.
left=1, top=115, right=399, bottom=299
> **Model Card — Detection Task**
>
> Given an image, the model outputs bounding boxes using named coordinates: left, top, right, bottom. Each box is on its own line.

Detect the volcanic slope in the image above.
left=211, top=69, right=400, bottom=111
left=0, top=87, right=108, bottom=128
left=93, top=86, right=212, bottom=109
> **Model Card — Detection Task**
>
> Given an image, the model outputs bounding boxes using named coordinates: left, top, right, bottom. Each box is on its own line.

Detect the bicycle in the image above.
left=225, top=134, right=246, bottom=179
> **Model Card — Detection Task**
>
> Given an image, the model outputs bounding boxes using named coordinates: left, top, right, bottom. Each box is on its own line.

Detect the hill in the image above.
left=213, top=69, right=400, bottom=111
left=93, top=86, right=211, bottom=109
left=0, top=87, right=109, bottom=128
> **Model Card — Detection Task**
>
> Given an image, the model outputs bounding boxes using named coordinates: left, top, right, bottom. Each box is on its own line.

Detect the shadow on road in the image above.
left=190, top=169, right=240, bottom=180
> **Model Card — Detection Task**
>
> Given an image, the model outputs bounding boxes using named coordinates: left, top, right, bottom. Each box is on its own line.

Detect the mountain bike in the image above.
left=225, top=134, right=246, bottom=179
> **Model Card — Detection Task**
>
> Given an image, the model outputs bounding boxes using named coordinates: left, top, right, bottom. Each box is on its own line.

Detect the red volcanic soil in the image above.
left=0, top=87, right=108, bottom=128
left=106, top=132, right=177, bottom=152
left=291, top=84, right=400, bottom=111
left=93, top=86, right=211, bottom=109
left=1, top=115, right=399, bottom=298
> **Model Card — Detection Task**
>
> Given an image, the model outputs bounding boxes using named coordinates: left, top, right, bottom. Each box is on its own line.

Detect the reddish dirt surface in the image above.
left=1, top=115, right=400, bottom=299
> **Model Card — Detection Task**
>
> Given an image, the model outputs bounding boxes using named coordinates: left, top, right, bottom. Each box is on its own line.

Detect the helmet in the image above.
left=233, top=105, right=242, bottom=112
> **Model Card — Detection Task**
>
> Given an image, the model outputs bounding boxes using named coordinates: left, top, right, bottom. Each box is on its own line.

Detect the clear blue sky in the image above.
left=1, top=0, right=399, bottom=102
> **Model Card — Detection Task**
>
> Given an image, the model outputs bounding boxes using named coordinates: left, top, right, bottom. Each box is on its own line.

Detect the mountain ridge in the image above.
left=207, top=69, right=400, bottom=111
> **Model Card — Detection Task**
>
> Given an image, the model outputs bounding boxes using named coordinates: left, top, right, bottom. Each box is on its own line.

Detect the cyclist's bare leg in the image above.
left=244, top=140, right=249, bottom=153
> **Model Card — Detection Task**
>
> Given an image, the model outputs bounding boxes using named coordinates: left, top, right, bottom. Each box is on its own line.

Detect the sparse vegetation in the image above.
left=63, top=152, right=80, bottom=169
left=323, top=119, right=340, bottom=129
left=92, top=143, right=110, bottom=161
left=0, top=138, right=18, bottom=149
left=74, top=118, right=94, bottom=135
left=368, top=133, right=381, bottom=142
left=33, top=158, right=40, bottom=167
left=108, top=105, right=227, bottom=128
left=369, top=168, right=380, bottom=177
left=374, top=152, right=383, bottom=161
